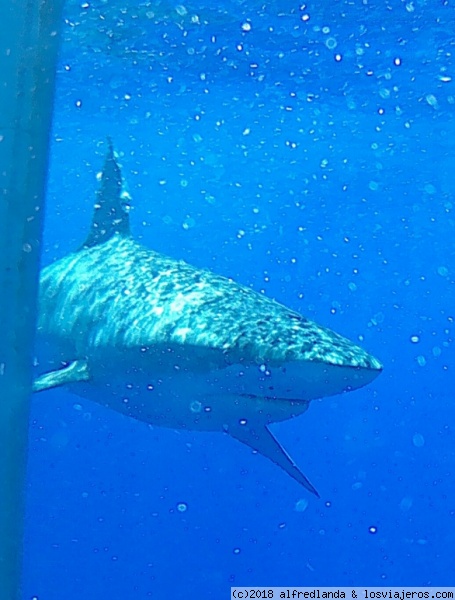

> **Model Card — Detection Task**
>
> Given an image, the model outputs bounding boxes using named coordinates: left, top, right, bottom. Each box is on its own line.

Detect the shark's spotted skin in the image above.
left=35, top=143, right=382, bottom=496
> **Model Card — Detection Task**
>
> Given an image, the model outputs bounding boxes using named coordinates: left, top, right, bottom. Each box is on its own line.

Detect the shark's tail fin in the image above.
left=82, top=138, right=131, bottom=249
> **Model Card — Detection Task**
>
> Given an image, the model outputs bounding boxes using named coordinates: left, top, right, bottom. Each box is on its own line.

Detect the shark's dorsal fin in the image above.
left=82, top=138, right=131, bottom=249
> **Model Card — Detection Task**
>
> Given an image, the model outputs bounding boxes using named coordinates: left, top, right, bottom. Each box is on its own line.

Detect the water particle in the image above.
left=369, top=180, right=379, bottom=191
left=412, top=433, right=425, bottom=448
left=370, top=312, right=384, bottom=326
left=410, top=335, right=420, bottom=343
left=325, top=37, right=337, bottom=50
left=175, top=5, right=187, bottom=16
left=399, top=496, right=413, bottom=512
left=177, top=502, right=188, bottom=513
left=182, top=217, right=195, bottom=230
left=295, top=498, right=309, bottom=512
left=424, top=183, right=436, bottom=195
left=369, top=526, right=378, bottom=534
left=425, top=94, right=439, bottom=109
left=233, top=547, right=241, bottom=554
left=437, top=266, right=449, bottom=277
left=190, top=401, right=202, bottom=413
left=416, top=355, right=426, bottom=367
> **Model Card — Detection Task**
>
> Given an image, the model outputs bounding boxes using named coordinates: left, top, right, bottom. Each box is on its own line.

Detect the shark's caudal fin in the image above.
left=227, top=424, right=320, bottom=497
left=82, top=138, right=131, bottom=249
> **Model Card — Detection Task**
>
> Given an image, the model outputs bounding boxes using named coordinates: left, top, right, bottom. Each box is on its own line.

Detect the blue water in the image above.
left=24, top=0, right=454, bottom=597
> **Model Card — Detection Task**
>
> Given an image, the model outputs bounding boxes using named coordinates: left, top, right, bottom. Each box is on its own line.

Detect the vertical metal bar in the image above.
left=0, top=0, right=63, bottom=597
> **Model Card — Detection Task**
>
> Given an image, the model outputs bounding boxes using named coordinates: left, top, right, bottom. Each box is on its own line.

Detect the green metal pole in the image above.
left=0, top=0, right=63, bottom=598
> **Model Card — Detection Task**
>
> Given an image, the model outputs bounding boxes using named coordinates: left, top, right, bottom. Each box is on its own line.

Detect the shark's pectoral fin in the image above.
left=33, top=360, right=90, bottom=393
left=227, top=423, right=320, bottom=497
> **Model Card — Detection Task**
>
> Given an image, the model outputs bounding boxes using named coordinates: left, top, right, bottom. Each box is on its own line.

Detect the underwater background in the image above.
left=23, top=0, right=454, bottom=598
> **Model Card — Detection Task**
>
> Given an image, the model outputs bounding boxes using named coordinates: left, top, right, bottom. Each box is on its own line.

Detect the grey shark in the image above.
left=34, top=141, right=382, bottom=496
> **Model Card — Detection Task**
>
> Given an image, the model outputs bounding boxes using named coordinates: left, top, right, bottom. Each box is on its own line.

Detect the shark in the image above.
left=34, top=141, right=382, bottom=496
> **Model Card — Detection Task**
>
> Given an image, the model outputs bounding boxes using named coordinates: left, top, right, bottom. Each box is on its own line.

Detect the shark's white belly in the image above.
left=54, top=343, right=376, bottom=432
left=69, top=374, right=311, bottom=431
